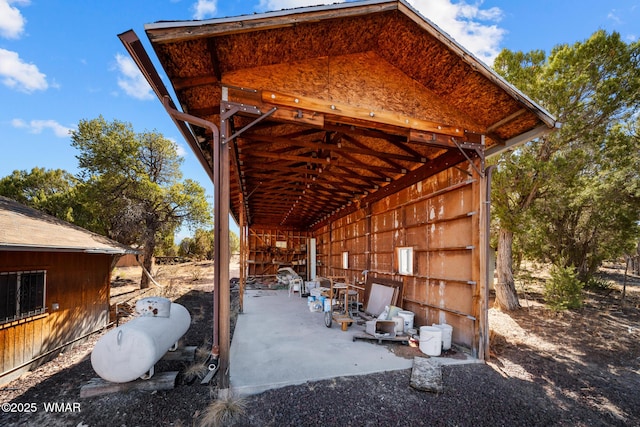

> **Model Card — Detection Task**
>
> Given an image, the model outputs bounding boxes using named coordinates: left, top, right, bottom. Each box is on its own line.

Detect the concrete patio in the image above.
left=229, top=289, right=479, bottom=396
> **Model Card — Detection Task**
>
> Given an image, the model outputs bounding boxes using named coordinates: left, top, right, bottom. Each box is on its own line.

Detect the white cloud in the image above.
left=192, top=0, right=217, bottom=20
left=175, top=142, right=188, bottom=157
left=0, top=0, right=29, bottom=39
left=607, top=9, right=623, bottom=25
left=408, top=0, right=505, bottom=65
left=258, top=0, right=344, bottom=12
left=12, top=118, right=75, bottom=138
left=0, top=48, right=48, bottom=92
left=114, top=53, right=153, bottom=100
left=256, top=0, right=504, bottom=64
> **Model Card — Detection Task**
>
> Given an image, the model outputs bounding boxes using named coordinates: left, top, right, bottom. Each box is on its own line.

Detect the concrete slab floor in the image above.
left=229, top=289, right=479, bottom=396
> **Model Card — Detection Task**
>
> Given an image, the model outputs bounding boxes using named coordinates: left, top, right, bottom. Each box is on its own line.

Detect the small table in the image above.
left=324, top=281, right=364, bottom=330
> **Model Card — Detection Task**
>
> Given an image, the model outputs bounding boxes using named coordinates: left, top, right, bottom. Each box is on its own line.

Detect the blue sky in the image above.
left=1, top=0, right=639, bottom=238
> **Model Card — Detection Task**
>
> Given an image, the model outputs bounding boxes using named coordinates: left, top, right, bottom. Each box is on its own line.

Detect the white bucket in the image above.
left=391, top=316, right=404, bottom=334
left=398, top=310, right=414, bottom=333
left=419, top=326, right=442, bottom=356
left=433, top=323, right=453, bottom=351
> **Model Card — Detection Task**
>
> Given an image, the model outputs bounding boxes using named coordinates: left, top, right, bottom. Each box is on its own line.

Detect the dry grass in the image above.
left=195, top=340, right=212, bottom=360
left=198, top=393, right=247, bottom=427
left=182, top=362, right=209, bottom=383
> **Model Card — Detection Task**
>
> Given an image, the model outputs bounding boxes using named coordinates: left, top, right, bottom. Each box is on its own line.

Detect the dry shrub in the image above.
left=190, top=265, right=204, bottom=282
left=199, top=393, right=247, bottom=427
left=161, top=278, right=178, bottom=299
left=196, top=341, right=212, bottom=361
left=489, top=329, right=507, bottom=356
left=191, top=305, right=205, bottom=323
left=183, top=362, right=209, bottom=383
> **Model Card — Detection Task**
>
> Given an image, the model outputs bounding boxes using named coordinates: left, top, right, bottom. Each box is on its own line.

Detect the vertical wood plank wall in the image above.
left=0, top=251, right=111, bottom=384
left=315, top=164, right=483, bottom=352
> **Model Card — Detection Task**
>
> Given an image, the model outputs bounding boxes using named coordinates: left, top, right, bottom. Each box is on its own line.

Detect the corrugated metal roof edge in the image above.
left=145, top=0, right=392, bottom=30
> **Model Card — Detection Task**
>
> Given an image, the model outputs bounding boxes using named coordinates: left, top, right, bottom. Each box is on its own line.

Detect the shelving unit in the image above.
left=247, top=228, right=311, bottom=279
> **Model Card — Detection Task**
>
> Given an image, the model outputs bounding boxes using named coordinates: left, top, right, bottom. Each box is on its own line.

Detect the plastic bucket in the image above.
left=433, top=323, right=453, bottom=350
left=419, top=326, right=442, bottom=356
left=392, top=316, right=404, bottom=334
left=398, top=310, right=415, bottom=333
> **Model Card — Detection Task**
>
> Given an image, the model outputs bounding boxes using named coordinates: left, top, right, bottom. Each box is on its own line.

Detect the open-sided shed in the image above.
left=120, top=0, right=557, bottom=388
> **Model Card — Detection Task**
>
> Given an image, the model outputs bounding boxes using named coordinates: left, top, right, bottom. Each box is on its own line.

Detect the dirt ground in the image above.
left=1, top=260, right=640, bottom=426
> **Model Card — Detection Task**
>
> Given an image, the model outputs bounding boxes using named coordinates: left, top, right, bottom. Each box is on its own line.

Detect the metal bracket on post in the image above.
left=453, top=139, right=485, bottom=177
left=220, top=102, right=277, bottom=144
left=140, top=365, right=155, bottom=380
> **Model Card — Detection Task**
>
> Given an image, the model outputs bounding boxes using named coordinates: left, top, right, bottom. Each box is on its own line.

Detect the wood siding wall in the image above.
left=315, top=164, right=485, bottom=352
left=0, top=251, right=112, bottom=384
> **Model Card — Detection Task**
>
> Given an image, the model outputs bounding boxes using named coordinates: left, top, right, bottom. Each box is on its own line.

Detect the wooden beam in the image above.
left=487, top=109, right=527, bottom=133
left=80, top=372, right=179, bottom=398
left=262, top=91, right=465, bottom=138
left=244, top=150, right=329, bottom=164
left=222, top=98, right=325, bottom=128
left=340, top=134, right=415, bottom=168
left=408, top=129, right=457, bottom=148
left=172, top=74, right=219, bottom=91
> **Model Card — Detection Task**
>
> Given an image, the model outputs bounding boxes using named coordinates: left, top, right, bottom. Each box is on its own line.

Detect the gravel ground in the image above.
left=1, top=262, right=640, bottom=426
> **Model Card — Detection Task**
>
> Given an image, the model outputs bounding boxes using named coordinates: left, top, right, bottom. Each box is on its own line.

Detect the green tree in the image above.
left=70, top=116, right=212, bottom=288
left=192, top=228, right=214, bottom=260
left=178, top=236, right=194, bottom=258
left=178, top=228, right=240, bottom=260
left=491, top=31, right=640, bottom=309
left=229, top=230, right=240, bottom=255
left=0, top=167, right=80, bottom=222
left=527, top=120, right=640, bottom=278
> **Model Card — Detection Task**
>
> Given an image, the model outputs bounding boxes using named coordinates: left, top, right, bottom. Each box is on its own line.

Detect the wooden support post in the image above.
left=239, top=208, right=246, bottom=313
left=216, top=116, right=231, bottom=390
left=477, top=161, right=490, bottom=361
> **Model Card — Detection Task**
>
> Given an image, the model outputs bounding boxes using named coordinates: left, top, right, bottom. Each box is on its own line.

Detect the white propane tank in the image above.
left=91, top=299, right=191, bottom=383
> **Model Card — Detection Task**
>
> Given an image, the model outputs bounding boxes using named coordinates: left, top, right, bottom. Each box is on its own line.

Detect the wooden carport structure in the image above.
left=119, top=0, right=557, bottom=389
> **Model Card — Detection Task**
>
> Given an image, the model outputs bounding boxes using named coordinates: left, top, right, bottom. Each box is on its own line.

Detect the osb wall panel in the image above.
left=371, top=209, right=397, bottom=233
left=428, top=217, right=474, bottom=248
left=425, top=280, right=473, bottom=315
left=0, top=251, right=111, bottom=382
left=222, top=51, right=480, bottom=132
left=426, top=251, right=473, bottom=281
left=313, top=165, right=481, bottom=349
left=371, top=253, right=393, bottom=274
left=377, top=13, right=520, bottom=129
left=371, top=230, right=394, bottom=253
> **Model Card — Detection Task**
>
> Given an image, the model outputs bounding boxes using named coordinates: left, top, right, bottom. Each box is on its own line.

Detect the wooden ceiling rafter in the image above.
left=241, top=130, right=425, bottom=166
left=171, top=74, right=218, bottom=91
left=338, top=134, right=414, bottom=170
